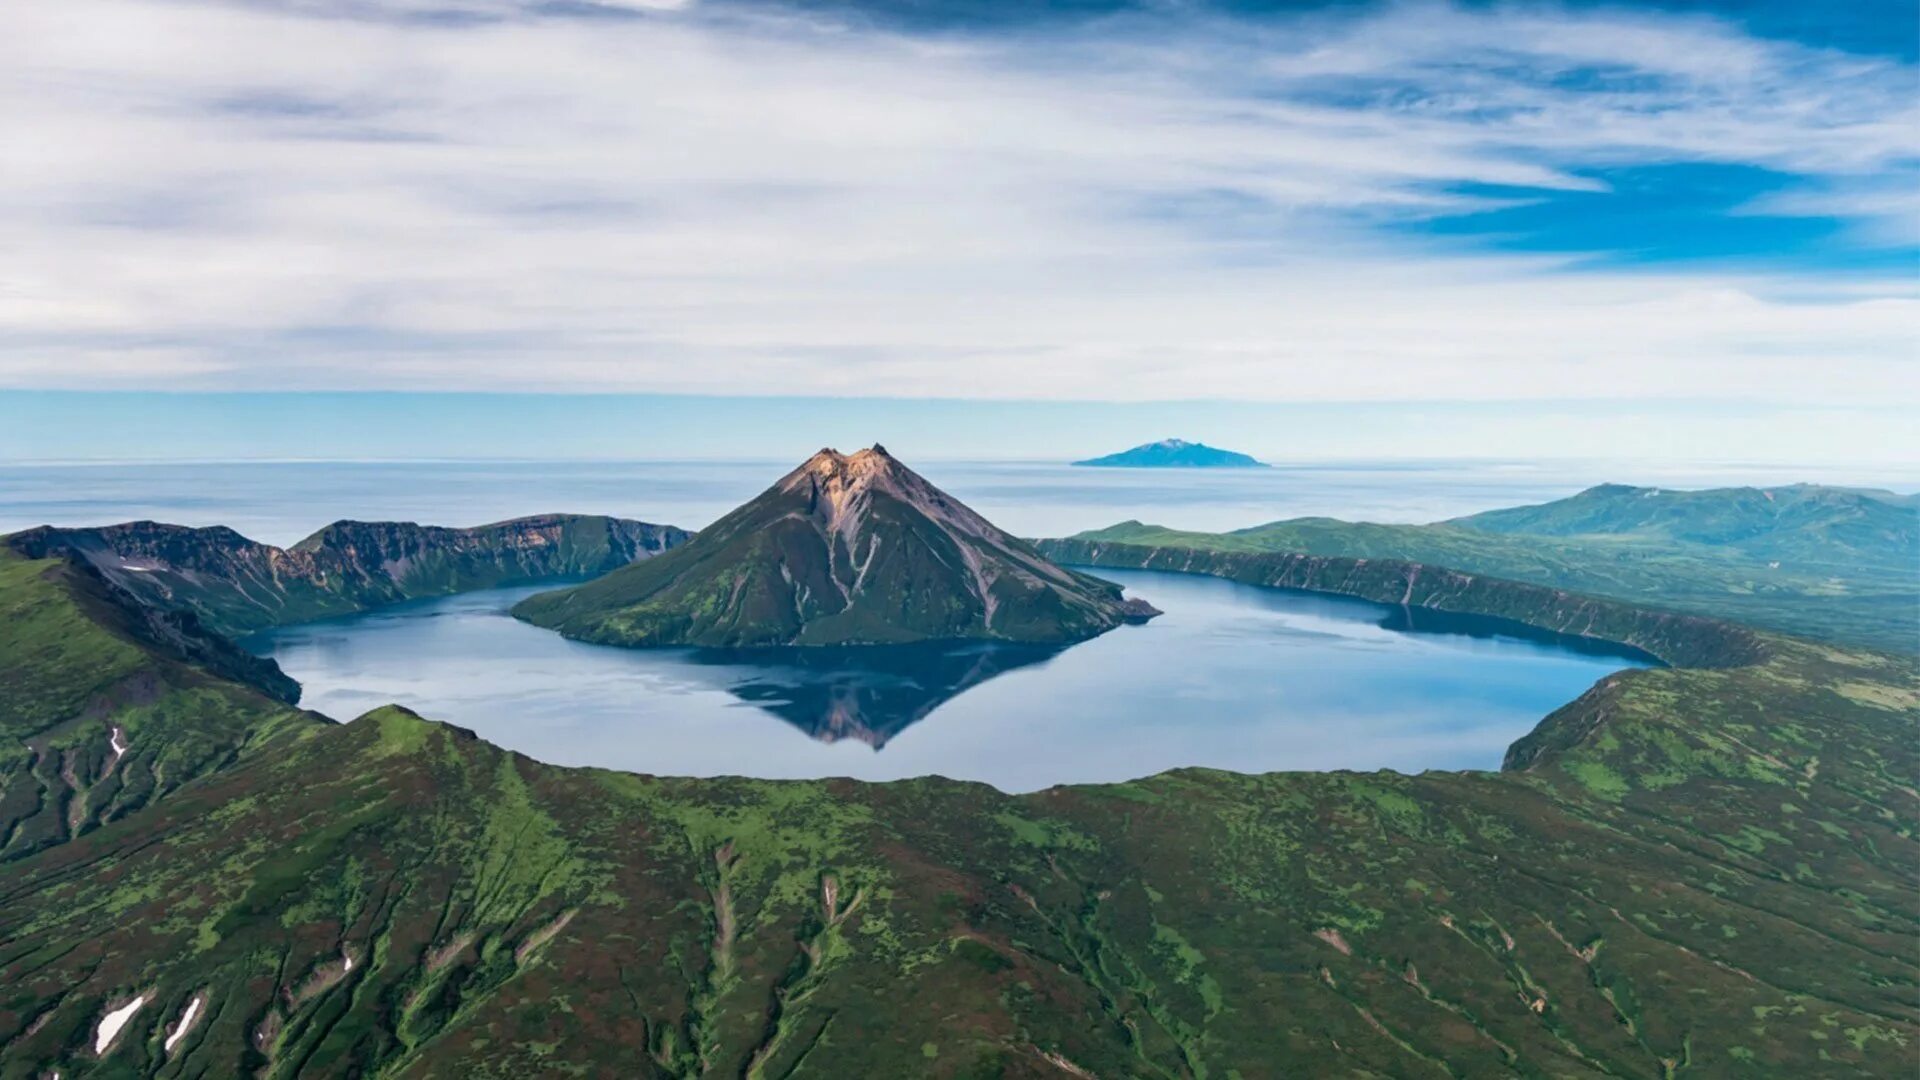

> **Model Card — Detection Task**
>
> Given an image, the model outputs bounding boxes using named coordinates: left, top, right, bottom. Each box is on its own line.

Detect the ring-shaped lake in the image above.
left=246, top=567, right=1654, bottom=791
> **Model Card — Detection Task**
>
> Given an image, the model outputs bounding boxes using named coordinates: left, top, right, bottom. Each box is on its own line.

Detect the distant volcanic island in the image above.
left=512, top=445, right=1160, bottom=648
left=1073, top=438, right=1267, bottom=468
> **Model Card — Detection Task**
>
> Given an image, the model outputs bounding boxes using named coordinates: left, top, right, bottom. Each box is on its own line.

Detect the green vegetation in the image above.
left=1069, top=482, right=1916, bottom=652
left=515, top=447, right=1153, bottom=648
left=0, top=480, right=1914, bottom=1076
left=0, top=548, right=309, bottom=865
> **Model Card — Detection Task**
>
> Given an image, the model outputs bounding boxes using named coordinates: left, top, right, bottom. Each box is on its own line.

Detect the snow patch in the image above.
left=93, top=994, right=146, bottom=1055
left=164, top=994, right=204, bottom=1054
left=109, top=726, right=127, bottom=767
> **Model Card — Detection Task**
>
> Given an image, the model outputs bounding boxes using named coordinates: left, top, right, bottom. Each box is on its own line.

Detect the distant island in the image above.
left=1073, top=438, right=1267, bottom=468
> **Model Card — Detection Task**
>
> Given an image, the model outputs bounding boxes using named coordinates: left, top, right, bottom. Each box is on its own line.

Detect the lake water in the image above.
left=245, top=567, right=1652, bottom=791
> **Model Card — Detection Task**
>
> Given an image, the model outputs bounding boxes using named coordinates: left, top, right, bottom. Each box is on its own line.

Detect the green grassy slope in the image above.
left=1071, top=483, right=1917, bottom=653
left=1454, top=483, right=1914, bottom=562
left=1, top=545, right=1915, bottom=1076
left=1035, top=540, right=1767, bottom=668
left=0, top=548, right=309, bottom=865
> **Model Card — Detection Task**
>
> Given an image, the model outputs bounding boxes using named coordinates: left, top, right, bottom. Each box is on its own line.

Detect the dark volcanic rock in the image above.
left=6, top=514, right=690, bottom=636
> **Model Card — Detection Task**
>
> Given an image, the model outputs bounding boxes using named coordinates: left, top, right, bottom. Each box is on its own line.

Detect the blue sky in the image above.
left=0, top=0, right=1913, bottom=464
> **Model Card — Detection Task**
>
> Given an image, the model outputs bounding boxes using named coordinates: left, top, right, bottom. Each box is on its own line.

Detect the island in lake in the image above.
left=1073, top=438, right=1267, bottom=468
left=512, top=444, right=1160, bottom=647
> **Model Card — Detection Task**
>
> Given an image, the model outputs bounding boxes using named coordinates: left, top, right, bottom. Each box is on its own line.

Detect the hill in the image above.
left=0, top=530, right=1913, bottom=1076
left=4, top=514, right=689, bottom=637
left=513, top=446, right=1158, bottom=648
left=1069, top=483, right=1918, bottom=652
left=1073, top=438, right=1266, bottom=468
left=1453, top=482, right=1916, bottom=566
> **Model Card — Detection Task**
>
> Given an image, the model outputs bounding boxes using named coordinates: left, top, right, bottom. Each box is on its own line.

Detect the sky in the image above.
left=1, top=0, right=1915, bottom=465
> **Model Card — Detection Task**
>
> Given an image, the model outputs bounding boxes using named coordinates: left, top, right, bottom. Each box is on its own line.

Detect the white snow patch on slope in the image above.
left=94, top=995, right=146, bottom=1055
left=164, top=994, right=204, bottom=1053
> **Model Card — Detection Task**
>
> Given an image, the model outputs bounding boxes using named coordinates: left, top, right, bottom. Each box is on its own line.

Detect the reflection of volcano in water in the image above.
left=686, top=643, right=1063, bottom=748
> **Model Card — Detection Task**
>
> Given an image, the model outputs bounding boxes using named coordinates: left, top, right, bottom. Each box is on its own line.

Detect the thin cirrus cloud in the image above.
left=0, top=0, right=1913, bottom=406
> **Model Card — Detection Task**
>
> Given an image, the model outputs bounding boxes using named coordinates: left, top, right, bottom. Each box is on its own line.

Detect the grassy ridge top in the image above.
left=1, top=532, right=1915, bottom=1075
left=1072, top=482, right=1917, bottom=653
left=0, top=549, right=310, bottom=865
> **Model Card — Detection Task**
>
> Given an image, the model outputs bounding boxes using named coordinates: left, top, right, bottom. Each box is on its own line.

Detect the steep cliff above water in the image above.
left=5, top=513, right=689, bottom=637
left=1035, top=538, right=1768, bottom=669
left=1068, top=481, right=1917, bottom=653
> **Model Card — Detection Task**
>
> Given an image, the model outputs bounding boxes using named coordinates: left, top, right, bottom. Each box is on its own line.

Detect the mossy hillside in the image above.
left=1068, top=482, right=1916, bottom=653
left=1, top=549, right=1914, bottom=1076
left=1037, top=539, right=1768, bottom=669
left=1455, top=483, right=1915, bottom=565
left=0, top=549, right=310, bottom=865
left=0, top=554, right=153, bottom=738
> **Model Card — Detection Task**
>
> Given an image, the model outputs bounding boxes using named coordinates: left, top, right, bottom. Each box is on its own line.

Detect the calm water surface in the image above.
left=10, top=457, right=1689, bottom=788
left=247, top=568, right=1652, bottom=791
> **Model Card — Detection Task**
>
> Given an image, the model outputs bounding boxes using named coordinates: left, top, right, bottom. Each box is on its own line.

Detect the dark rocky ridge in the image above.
left=67, top=559, right=304, bottom=705
left=6, top=513, right=690, bottom=637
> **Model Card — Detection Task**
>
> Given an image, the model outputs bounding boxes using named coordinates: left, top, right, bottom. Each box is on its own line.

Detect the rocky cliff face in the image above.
left=6, top=514, right=690, bottom=637
left=514, top=446, right=1158, bottom=647
left=1035, top=537, right=1767, bottom=669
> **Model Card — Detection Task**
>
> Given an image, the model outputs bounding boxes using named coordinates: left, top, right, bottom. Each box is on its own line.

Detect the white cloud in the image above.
left=1738, top=179, right=1920, bottom=248
left=0, top=0, right=1913, bottom=409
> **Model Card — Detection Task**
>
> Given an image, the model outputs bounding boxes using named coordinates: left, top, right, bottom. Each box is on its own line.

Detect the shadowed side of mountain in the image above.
left=4, top=513, right=690, bottom=637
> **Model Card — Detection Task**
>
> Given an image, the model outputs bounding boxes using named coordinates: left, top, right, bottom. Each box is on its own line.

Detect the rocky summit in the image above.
left=513, top=445, right=1159, bottom=647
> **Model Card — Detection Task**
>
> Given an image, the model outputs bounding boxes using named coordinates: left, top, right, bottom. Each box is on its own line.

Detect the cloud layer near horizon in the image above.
left=2, top=0, right=1914, bottom=405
